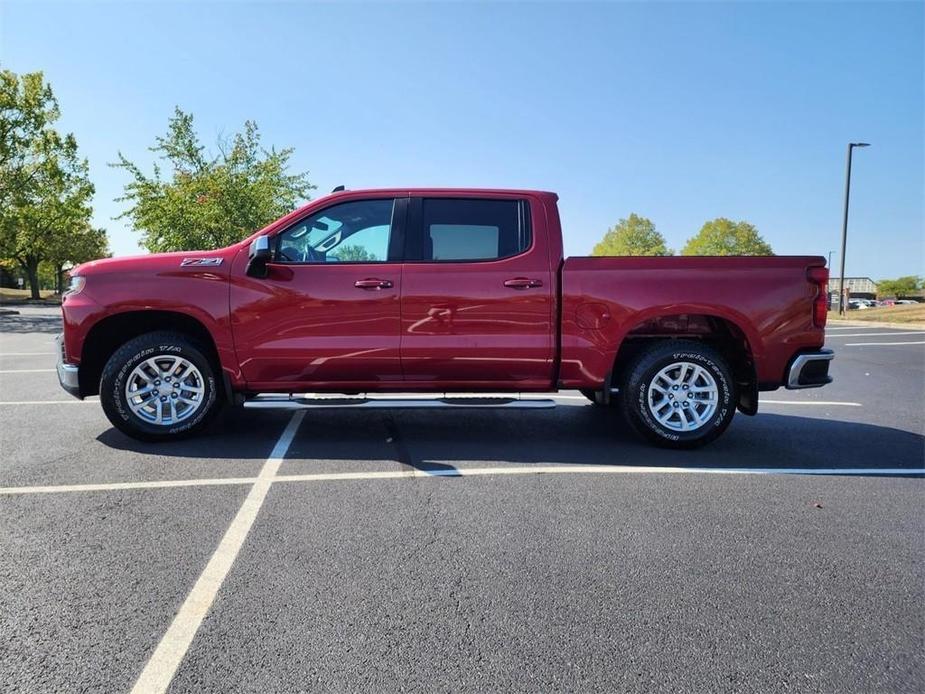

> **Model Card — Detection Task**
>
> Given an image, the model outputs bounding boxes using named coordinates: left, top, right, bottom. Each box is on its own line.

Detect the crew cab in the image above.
left=57, top=188, right=833, bottom=448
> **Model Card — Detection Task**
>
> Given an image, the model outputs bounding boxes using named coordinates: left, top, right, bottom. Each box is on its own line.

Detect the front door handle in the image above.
left=503, top=277, right=543, bottom=289
left=354, top=278, right=393, bottom=290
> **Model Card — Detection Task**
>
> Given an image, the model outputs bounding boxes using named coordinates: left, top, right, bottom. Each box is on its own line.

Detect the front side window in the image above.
left=275, top=198, right=395, bottom=263
left=420, top=198, right=530, bottom=262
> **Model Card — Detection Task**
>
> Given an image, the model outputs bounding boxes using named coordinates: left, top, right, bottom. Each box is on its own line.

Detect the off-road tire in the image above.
left=99, top=331, right=221, bottom=442
left=619, top=340, right=735, bottom=449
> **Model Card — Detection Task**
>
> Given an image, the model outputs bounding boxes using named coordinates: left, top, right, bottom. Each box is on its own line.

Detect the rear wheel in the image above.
left=100, top=331, right=221, bottom=441
left=619, top=340, right=735, bottom=449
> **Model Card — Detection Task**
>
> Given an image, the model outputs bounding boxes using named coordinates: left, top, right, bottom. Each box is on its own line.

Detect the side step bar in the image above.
left=243, top=395, right=557, bottom=410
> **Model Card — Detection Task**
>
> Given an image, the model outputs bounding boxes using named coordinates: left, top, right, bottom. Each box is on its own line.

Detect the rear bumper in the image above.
left=55, top=334, right=82, bottom=399
left=786, top=349, right=834, bottom=389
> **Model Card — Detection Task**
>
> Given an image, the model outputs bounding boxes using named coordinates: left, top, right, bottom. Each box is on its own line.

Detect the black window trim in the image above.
left=404, top=196, right=534, bottom=264
left=270, top=196, right=408, bottom=265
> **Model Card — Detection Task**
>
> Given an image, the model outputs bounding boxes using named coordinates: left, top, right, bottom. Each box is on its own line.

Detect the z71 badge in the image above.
left=180, top=258, right=223, bottom=267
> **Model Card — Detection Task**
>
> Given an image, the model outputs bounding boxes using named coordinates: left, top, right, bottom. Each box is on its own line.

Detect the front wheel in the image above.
left=619, top=340, right=736, bottom=449
left=100, top=331, right=221, bottom=442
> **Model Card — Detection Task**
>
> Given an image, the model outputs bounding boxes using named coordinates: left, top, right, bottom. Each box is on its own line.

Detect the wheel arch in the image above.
left=79, top=310, right=227, bottom=399
left=608, top=310, right=759, bottom=415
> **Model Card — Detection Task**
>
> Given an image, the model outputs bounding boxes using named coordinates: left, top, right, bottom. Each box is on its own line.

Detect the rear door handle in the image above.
left=503, top=277, right=543, bottom=289
left=354, top=278, right=393, bottom=290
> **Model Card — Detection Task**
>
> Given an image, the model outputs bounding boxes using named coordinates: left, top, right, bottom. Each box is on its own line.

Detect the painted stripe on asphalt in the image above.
left=0, top=400, right=96, bottom=405
left=0, top=397, right=865, bottom=408
left=0, top=477, right=256, bottom=495
left=760, top=400, right=862, bottom=407
left=826, top=331, right=925, bottom=338
left=0, top=369, right=55, bottom=373
left=0, top=396, right=865, bottom=408
left=0, top=352, right=55, bottom=356
left=2, top=461, right=921, bottom=498
left=129, top=411, right=305, bottom=694
left=275, top=465, right=921, bottom=480
left=844, top=341, right=925, bottom=347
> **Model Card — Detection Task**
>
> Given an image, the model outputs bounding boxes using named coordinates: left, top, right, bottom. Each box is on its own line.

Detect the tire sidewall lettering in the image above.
left=632, top=348, right=733, bottom=443
left=109, top=342, right=214, bottom=434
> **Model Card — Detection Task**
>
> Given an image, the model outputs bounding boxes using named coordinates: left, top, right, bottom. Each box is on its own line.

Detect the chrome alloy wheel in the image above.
left=124, top=355, right=205, bottom=426
left=646, top=361, right=719, bottom=432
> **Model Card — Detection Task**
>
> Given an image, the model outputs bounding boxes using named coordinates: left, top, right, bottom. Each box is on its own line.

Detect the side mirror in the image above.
left=246, top=236, right=271, bottom=278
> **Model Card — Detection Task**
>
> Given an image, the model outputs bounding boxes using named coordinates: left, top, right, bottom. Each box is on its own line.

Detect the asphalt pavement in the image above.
left=1, top=307, right=923, bottom=693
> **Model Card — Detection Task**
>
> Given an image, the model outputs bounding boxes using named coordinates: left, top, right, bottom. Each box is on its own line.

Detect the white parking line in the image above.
left=826, top=331, right=925, bottom=338
left=0, top=400, right=96, bottom=405
left=0, top=368, right=56, bottom=373
left=844, top=341, right=925, bottom=347
left=130, top=411, right=305, bottom=694
left=0, top=396, right=866, bottom=409
left=760, top=400, right=862, bottom=407
left=0, top=477, right=256, bottom=495
left=275, top=465, right=923, bottom=480
left=1, top=461, right=921, bottom=499
left=0, top=352, right=55, bottom=356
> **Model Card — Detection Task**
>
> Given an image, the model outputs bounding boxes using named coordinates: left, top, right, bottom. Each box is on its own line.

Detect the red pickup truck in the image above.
left=57, top=188, right=833, bottom=448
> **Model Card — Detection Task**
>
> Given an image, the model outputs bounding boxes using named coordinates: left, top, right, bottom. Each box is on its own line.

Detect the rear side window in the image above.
left=418, top=198, right=530, bottom=262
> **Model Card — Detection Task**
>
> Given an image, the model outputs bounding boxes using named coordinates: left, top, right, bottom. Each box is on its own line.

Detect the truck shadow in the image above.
left=96, top=406, right=925, bottom=477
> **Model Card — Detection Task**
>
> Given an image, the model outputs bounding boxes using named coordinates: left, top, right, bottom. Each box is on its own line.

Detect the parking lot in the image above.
left=1, top=307, right=923, bottom=693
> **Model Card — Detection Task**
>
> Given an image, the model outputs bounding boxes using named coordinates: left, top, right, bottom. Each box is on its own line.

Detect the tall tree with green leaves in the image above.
left=0, top=69, right=99, bottom=298
left=681, top=218, right=773, bottom=256
left=591, top=213, right=672, bottom=256
left=0, top=70, right=59, bottom=207
left=113, top=108, right=316, bottom=252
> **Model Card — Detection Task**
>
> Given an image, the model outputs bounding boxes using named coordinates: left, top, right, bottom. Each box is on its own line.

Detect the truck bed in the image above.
left=559, top=255, right=827, bottom=389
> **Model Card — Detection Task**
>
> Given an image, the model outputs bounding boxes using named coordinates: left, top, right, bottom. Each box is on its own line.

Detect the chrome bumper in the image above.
left=55, top=334, right=81, bottom=398
left=786, top=349, right=834, bottom=389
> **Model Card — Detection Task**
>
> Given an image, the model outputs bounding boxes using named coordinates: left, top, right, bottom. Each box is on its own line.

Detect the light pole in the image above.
left=838, top=142, right=870, bottom=315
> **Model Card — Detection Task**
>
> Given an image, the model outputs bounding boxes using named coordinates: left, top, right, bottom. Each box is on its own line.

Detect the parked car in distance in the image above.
left=57, top=188, right=834, bottom=448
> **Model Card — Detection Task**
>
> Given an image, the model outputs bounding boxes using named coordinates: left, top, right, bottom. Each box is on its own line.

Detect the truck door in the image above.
left=230, top=196, right=406, bottom=390
left=399, top=195, right=555, bottom=389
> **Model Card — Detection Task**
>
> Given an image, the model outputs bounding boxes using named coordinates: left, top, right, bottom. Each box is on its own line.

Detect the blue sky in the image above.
left=2, top=1, right=922, bottom=279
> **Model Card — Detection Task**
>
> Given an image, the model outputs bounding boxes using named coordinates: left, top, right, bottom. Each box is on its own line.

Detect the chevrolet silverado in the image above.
left=57, top=188, right=833, bottom=448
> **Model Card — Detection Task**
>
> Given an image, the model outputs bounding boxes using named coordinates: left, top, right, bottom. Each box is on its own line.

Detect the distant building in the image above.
left=829, top=276, right=878, bottom=300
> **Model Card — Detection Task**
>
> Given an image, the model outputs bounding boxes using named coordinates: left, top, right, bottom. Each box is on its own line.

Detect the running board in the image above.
left=243, top=395, right=557, bottom=410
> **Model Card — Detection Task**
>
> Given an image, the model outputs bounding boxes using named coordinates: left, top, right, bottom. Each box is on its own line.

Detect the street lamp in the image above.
left=838, top=142, right=870, bottom=315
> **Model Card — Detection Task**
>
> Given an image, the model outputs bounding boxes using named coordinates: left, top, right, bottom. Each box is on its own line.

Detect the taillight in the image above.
left=808, top=266, right=829, bottom=328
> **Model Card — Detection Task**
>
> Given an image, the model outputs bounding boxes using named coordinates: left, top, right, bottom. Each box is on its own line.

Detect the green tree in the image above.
left=47, top=223, right=109, bottom=292
left=681, top=218, right=773, bottom=256
left=0, top=70, right=98, bottom=299
left=335, top=244, right=377, bottom=262
left=114, top=108, right=316, bottom=252
left=877, top=275, right=923, bottom=299
left=0, top=70, right=59, bottom=207
left=591, top=213, right=671, bottom=256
